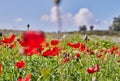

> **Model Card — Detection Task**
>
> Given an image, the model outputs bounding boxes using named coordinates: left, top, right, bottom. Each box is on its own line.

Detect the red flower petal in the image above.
left=62, top=57, right=70, bottom=64
left=76, top=53, right=80, bottom=58
left=3, top=34, right=16, bottom=43
left=42, top=47, right=59, bottom=57
left=0, top=64, right=2, bottom=75
left=18, top=78, right=25, bottom=81
left=25, top=74, right=31, bottom=81
left=18, top=74, right=31, bottom=81
left=10, top=41, right=16, bottom=48
left=51, top=39, right=59, bottom=45
left=93, top=64, right=99, bottom=72
left=96, top=54, right=102, bottom=58
left=87, top=68, right=94, bottom=74
left=87, top=64, right=99, bottom=74
left=16, top=61, right=26, bottom=69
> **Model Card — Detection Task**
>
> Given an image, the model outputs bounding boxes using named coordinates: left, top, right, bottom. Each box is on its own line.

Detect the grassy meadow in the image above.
left=0, top=30, right=120, bottom=81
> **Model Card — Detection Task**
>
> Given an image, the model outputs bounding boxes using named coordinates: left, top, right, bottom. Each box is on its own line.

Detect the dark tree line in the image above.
left=110, top=16, right=120, bottom=31
left=79, top=25, right=94, bottom=31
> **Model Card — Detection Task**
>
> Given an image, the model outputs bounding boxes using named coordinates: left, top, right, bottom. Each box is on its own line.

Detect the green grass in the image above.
left=0, top=34, right=120, bottom=81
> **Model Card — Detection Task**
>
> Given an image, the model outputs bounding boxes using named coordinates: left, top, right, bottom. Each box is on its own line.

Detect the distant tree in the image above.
left=111, top=16, right=120, bottom=31
left=109, top=26, right=112, bottom=30
left=79, top=25, right=87, bottom=31
left=90, top=25, right=94, bottom=31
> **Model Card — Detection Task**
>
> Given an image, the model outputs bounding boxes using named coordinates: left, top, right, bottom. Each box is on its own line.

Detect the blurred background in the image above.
left=0, top=0, right=120, bottom=33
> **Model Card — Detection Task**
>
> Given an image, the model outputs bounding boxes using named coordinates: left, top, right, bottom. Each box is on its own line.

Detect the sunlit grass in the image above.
left=0, top=34, right=120, bottom=81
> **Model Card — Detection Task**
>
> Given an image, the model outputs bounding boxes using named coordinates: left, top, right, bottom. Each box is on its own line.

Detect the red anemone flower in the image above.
left=42, top=49, right=52, bottom=57
left=18, top=73, right=31, bottom=81
left=100, top=49, right=105, bottom=53
left=19, top=31, right=46, bottom=55
left=67, top=42, right=73, bottom=47
left=87, top=64, right=99, bottom=74
left=116, top=51, right=120, bottom=56
left=96, top=54, right=102, bottom=58
left=80, top=44, right=87, bottom=51
left=75, top=53, right=80, bottom=58
left=51, top=39, right=59, bottom=45
left=111, top=46, right=118, bottom=52
left=62, top=57, right=70, bottom=64
left=16, top=61, right=26, bottom=69
left=20, top=31, right=45, bottom=48
left=10, top=41, right=16, bottom=48
left=87, top=49, right=94, bottom=54
left=23, top=46, right=44, bottom=56
left=72, top=43, right=80, bottom=48
left=67, top=42, right=80, bottom=49
left=0, top=64, right=2, bottom=75
left=3, top=34, right=16, bottom=43
left=42, top=47, right=59, bottom=57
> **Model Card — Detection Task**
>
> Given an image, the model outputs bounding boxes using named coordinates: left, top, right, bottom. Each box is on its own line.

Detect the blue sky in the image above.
left=0, top=0, right=120, bottom=32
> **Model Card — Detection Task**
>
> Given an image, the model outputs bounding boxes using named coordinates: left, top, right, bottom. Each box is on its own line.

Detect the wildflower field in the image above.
left=0, top=31, right=120, bottom=81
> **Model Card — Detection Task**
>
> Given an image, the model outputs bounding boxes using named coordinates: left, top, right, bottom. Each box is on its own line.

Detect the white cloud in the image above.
left=50, top=6, right=58, bottom=22
left=74, top=8, right=99, bottom=26
left=41, top=7, right=101, bottom=29
left=65, top=13, right=72, bottom=18
left=16, top=17, right=23, bottom=23
left=40, top=14, right=49, bottom=21
left=62, top=13, right=74, bottom=25
left=40, top=6, right=61, bottom=23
